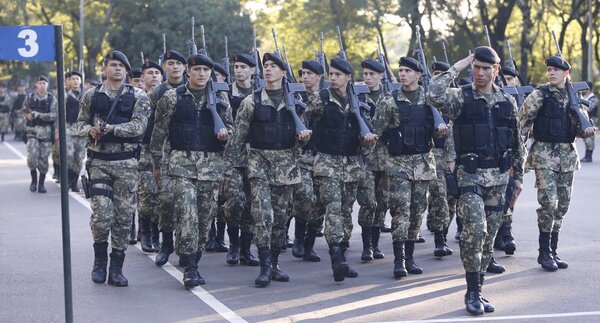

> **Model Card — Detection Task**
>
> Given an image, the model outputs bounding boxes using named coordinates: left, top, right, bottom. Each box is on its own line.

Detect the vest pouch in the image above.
left=495, top=127, right=513, bottom=151
left=257, top=106, right=271, bottom=121
left=403, top=127, right=416, bottom=147
left=460, top=153, right=479, bottom=174
left=473, top=124, right=490, bottom=152
left=387, top=129, right=402, bottom=156
left=118, top=94, right=134, bottom=114
left=550, top=118, right=562, bottom=137
left=498, top=150, right=512, bottom=173
left=457, top=124, right=475, bottom=151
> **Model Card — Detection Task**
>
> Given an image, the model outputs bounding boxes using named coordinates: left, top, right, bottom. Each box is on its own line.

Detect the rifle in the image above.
left=505, top=39, right=534, bottom=107
left=376, top=36, right=399, bottom=94
left=187, top=17, right=198, bottom=56
left=441, top=41, right=457, bottom=87
left=282, top=44, right=297, bottom=83
left=223, top=36, right=233, bottom=84
left=551, top=30, right=593, bottom=131
left=468, top=50, right=474, bottom=83
left=315, top=32, right=330, bottom=89
left=252, top=30, right=265, bottom=92
left=336, top=26, right=372, bottom=138
left=159, top=33, right=166, bottom=65
left=271, top=29, right=309, bottom=135
left=414, top=25, right=447, bottom=130
left=140, top=52, right=144, bottom=65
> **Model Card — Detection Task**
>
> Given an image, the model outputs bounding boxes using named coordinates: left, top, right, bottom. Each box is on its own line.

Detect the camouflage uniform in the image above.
left=582, top=93, right=597, bottom=154
left=77, top=82, right=149, bottom=251
left=12, top=93, right=27, bottom=140
left=428, top=66, right=524, bottom=275
left=151, top=84, right=233, bottom=258
left=427, top=124, right=456, bottom=232
left=65, top=89, right=87, bottom=181
left=0, top=94, right=14, bottom=139
left=23, top=92, right=57, bottom=175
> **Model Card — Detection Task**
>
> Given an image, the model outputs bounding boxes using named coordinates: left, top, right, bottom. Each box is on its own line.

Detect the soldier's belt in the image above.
left=459, top=184, right=484, bottom=198
left=87, top=150, right=139, bottom=161
left=484, top=205, right=503, bottom=213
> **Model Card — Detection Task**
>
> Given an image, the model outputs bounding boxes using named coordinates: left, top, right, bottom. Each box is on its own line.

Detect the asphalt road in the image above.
left=1, top=137, right=599, bottom=323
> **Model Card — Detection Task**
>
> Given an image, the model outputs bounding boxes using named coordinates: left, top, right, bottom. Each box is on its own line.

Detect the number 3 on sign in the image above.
left=17, top=29, right=39, bottom=58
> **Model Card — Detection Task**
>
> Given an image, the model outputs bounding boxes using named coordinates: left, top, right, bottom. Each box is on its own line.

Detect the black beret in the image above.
left=37, top=75, right=49, bottom=83
left=545, top=55, right=570, bottom=71
left=64, top=71, right=72, bottom=78
left=213, top=62, right=228, bottom=77
left=128, top=68, right=142, bottom=79
left=104, top=50, right=131, bottom=71
left=586, top=81, right=593, bottom=90
left=330, top=57, right=354, bottom=74
left=432, top=61, right=450, bottom=72
left=142, top=60, right=164, bottom=75
left=361, top=59, right=385, bottom=73
left=473, top=46, right=500, bottom=64
left=301, top=60, right=324, bottom=74
left=187, top=54, right=214, bottom=68
left=399, top=56, right=423, bottom=72
left=233, top=53, right=256, bottom=67
left=163, top=50, right=186, bottom=65
left=70, top=71, right=83, bottom=78
left=501, top=65, right=519, bottom=77
left=262, top=52, right=286, bottom=71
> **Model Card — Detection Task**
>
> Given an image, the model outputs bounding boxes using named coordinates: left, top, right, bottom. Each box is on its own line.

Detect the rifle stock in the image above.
left=415, top=26, right=446, bottom=130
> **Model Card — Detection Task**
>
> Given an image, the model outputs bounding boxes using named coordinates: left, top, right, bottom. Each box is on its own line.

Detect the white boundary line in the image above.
left=392, top=311, right=600, bottom=322
left=3, top=141, right=247, bottom=323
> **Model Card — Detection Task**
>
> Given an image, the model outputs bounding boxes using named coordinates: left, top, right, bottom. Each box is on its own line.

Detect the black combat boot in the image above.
left=455, top=217, right=463, bottom=240
left=182, top=253, right=204, bottom=287
left=37, top=173, right=47, bottom=193
left=0, top=132, right=4, bottom=142
left=205, top=220, right=217, bottom=252
left=91, top=242, right=108, bottom=284
left=239, top=231, right=259, bottom=266
left=392, top=241, right=407, bottom=279
left=128, top=216, right=137, bottom=245
left=416, top=232, right=426, bottom=243
left=150, top=221, right=161, bottom=252
left=303, top=227, right=321, bottom=262
left=537, top=231, right=558, bottom=271
left=214, top=221, right=229, bottom=252
left=329, top=243, right=349, bottom=282
left=270, top=248, right=290, bottom=282
left=226, top=225, right=240, bottom=264
left=29, top=170, right=37, bottom=192
left=405, top=240, right=423, bottom=274
left=292, top=220, right=306, bottom=258
left=551, top=232, right=568, bottom=269
left=53, top=163, right=60, bottom=183
left=494, top=224, right=506, bottom=251
left=340, top=241, right=358, bottom=278
left=381, top=222, right=392, bottom=233
left=434, top=230, right=449, bottom=257
left=580, top=149, right=593, bottom=162
left=486, top=257, right=505, bottom=274
left=502, top=222, right=516, bottom=255
left=107, top=249, right=128, bottom=287
left=140, top=219, right=154, bottom=252
left=443, top=228, right=453, bottom=255
left=69, top=170, right=80, bottom=192
left=360, top=226, right=374, bottom=261
left=479, top=274, right=495, bottom=313
left=155, top=231, right=174, bottom=266
left=371, top=226, right=385, bottom=259
left=255, top=247, right=272, bottom=287
left=464, top=272, right=484, bottom=315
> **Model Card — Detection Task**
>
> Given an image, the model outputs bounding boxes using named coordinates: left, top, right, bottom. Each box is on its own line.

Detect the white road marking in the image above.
left=392, top=310, right=600, bottom=322
left=3, top=140, right=247, bottom=323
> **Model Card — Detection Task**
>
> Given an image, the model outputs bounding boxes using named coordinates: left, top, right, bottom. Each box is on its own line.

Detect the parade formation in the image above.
left=2, top=18, right=598, bottom=317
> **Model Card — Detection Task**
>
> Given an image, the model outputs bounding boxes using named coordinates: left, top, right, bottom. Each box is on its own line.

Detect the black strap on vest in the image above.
left=89, top=178, right=114, bottom=199
left=87, top=149, right=140, bottom=161
left=104, top=84, right=126, bottom=124
left=459, top=185, right=484, bottom=198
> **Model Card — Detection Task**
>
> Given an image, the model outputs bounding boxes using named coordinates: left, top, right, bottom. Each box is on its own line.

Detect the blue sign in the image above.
left=0, top=25, right=56, bottom=61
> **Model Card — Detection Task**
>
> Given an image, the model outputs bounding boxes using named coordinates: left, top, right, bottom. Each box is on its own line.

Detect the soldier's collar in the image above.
left=260, top=87, right=285, bottom=110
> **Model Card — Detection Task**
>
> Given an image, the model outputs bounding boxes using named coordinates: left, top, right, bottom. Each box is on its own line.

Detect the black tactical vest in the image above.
left=248, top=90, right=296, bottom=150
left=387, top=91, right=434, bottom=156
left=13, top=94, right=26, bottom=114
left=144, top=82, right=183, bottom=144
left=453, top=85, right=513, bottom=157
left=533, top=85, right=576, bottom=143
left=314, top=89, right=361, bottom=156
left=168, top=85, right=223, bottom=152
left=28, top=93, right=54, bottom=126
left=90, top=85, right=139, bottom=143
left=66, top=92, right=80, bottom=124
left=229, top=84, right=249, bottom=121
left=0, top=96, right=10, bottom=113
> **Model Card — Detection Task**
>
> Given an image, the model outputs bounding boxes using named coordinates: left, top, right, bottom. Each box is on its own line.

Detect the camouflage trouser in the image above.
left=535, top=169, right=573, bottom=233
left=222, top=168, right=253, bottom=233
left=13, top=111, right=26, bottom=134
left=291, top=163, right=322, bottom=230
left=26, top=137, right=52, bottom=174
left=389, top=176, right=430, bottom=242
left=138, top=165, right=158, bottom=223
left=157, top=163, right=175, bottom=232
left=172, top=177, right=219, bottom=255
left=250, top=178, right=294, bottom=249
left=583, top=136, right=595, bottom=151
left=89, top=163, right=139, bottom=251
left=457, top=185, right=505, bottom=273
left=314, top=176, right=358, bottom=245
left=66, top=134, right=86, bottom=173
left=427, top=171, right=451, bottom=231
left=357, top=171, right=388, bottom=228
left=52, top=138, right=59, bottom=166
left=0, top=112, right=9, bottom=133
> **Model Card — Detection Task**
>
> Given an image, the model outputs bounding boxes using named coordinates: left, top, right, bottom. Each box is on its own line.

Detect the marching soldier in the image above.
left=519, top=55, right=596, bottom=272
left=580, top=82, right=597, bottom=162
left=428, top=47, right=524, bottom=315
left=151, top=53, right=233, bottom=287
left=226, top=52, right=311, bottom=287
left=23, top=76, right=57, bottom=193
left=12, top=83, right=28, bottom=142
left=65, top=70, right=87, bottom=192
left=128, top=68, right=144, bottom=90
left=77, top=50, right=150, bottom=287
left=0, top=82, right=13, bottom=142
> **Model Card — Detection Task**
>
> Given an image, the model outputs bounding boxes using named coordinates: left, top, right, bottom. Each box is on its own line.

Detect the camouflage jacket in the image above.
left=76, top=82, right=150, bottom=168
left=428, top=66, right=525, bottom=185
left=519, top=84, right=590, bottom=172
left=151, top=84, right=233, bottom=181
left=149, top=81, right=183, bottom=163
left=22, top=92, right=57, bottom=142
left=225, top=87, right=301, bottom=186
left=362, top=87, right=388, bottom=172
left=372, top=86, right=437, bottom=181
left=433, top=122, right=456, bottom=175
left=0, top=94, right=14, bottom=114
left=306, top=88, right=365, bottom=183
